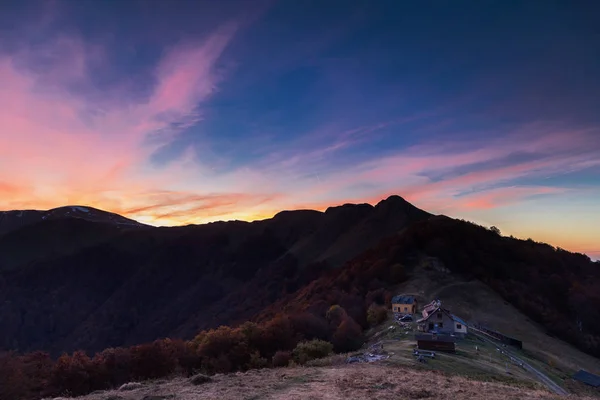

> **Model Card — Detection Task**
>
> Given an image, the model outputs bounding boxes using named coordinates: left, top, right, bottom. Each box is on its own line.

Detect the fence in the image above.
left=470, top=323, right=523, bottom=349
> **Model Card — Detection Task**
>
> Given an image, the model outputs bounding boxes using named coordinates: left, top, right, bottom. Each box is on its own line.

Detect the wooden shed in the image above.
left=573, top=370, right=600, bottom=387
left=415, top=333, right=456, bottom=353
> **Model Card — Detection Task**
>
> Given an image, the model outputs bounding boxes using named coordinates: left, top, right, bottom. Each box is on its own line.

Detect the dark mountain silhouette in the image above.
left=0, top=195, right=431, bottom=355
left=0, top=218, right=144, bottom=272
left=255, top=215, right=600, bottom=358
left=1, top=196, right=600, bottom=400
left=0, top=205, right=146, bottom=235
left=1, top=196, right=598, bottom=363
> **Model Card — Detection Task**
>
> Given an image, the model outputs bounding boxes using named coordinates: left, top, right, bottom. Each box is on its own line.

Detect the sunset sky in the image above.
left=0, top=1, right=598, bottom=259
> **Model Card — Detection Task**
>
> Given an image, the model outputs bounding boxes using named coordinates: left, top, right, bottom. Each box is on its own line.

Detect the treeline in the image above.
left=0, top=234, right=405, bottom=400
left=0, top=250, right=400, bottom=400
left=0, top=306, right=370, bottom=400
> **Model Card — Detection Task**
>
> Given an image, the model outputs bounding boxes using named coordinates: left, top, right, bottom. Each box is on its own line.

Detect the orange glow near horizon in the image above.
left=1, top=12, right=599, bottom=261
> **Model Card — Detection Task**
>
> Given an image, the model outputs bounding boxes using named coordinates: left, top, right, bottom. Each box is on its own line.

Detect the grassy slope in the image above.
left=71, top=364, right=576, bottom=400
left=381, top=257, right=600, bottom=395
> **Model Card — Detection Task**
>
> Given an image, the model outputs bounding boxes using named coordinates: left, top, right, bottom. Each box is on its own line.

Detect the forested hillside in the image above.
left=1, top=198, right=599, bottom=399
left=0, top=195, right=430, bottom=355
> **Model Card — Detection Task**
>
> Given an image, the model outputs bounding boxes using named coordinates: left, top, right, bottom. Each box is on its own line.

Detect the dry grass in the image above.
left=70, top=364, right=594, bottom=400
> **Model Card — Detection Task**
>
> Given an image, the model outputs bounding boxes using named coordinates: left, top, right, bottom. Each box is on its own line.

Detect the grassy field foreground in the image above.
left=66, top=363, right=590, bottom=400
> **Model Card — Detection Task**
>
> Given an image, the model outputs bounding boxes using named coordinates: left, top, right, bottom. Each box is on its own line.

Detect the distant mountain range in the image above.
left=0, top=195, right=598, bottom=361
left=0, top=205, right=146, bottom=235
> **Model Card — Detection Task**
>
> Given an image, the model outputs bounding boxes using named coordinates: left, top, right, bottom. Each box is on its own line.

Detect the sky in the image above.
left=0, top=0, right=599, bottom=260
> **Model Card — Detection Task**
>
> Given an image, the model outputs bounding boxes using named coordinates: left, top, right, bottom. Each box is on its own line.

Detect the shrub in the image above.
left=172, top=341, right=202, bottom=377
left=197, top=326, right=250, bottom=373
left=326, top=305, right=347, bottom=326
left=332, top=317, right=364, bottom=353
left=46, top=351, right=95, bottom=397
left=290, top=312, right=330, bottom=341
left=246, top=351, right=269, bottom=369
left=272, top=351, right=292, bottom=367
left=292, top=339, right=333, bottom=364
left=258, top=315, right=296, bottom=358
left=202, top=353, right=232, bottom=374
left=20, top=351, right=52, bottom=398
left=0, top=352, right=30, bottom=400
left=93, top=347, right=132, bottom=388
left=367, top=303, right=388, bottom=327
left=130, top=340, right=177, bottom=380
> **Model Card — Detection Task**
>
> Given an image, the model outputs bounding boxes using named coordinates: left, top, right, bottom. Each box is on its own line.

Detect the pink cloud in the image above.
left=0, top=25, right=250, bottom=218
left=284, top=127, right=599, bottom=203
left=0, top=26, right=598, bottom=264
left=456, top=186, right=566, bottom=210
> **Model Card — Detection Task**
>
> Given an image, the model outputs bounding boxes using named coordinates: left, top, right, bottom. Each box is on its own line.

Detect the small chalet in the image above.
left=415, top=333, right=456, bottom=352
left=417, top=304, right=468, bottom=337
left=392, top=295, right=417, bottom=314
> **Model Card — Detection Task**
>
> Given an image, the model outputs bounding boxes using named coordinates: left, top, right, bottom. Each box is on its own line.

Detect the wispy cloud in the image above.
left=0, top=23, right=246, bottom=218
left=0, top=4, right=598, bottom=262
left=251, top=123, right=600, bottom=213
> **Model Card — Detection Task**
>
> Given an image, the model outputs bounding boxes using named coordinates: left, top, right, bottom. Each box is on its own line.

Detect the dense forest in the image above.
left=0, top=196, right=430, bottom=356
left=0, top=241, right=400, bottom=399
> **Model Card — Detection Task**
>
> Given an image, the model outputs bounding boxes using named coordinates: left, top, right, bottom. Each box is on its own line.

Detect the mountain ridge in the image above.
left=0, top=195, right=598, bottom=359
left=1, top=195, right=599, bottom=400
left=0, top=205, right=148, bottom=235
left=0, top=195, right=432, bottom=354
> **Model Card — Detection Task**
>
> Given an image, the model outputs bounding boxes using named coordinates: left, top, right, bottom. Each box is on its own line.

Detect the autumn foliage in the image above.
left=1, top=306, right=371, bottom=399
left=0, top=250, right=405, bottom=399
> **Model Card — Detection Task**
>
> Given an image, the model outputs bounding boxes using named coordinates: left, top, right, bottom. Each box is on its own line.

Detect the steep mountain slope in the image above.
left=0, top=218, right=142, bottom=271
left=1, top=198, right=600, bottom=400
left=0, top=195, right=431, bottom=355
left=0, top=205, right=146, bottom=235
left=1, top=196, right=598, bottom=366
left=255, top=215, right=600, bottom=359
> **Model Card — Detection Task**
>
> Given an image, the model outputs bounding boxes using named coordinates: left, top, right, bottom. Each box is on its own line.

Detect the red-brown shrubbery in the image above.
left=0, top=352, right=30, bottom=400
left=332, top=316, right=364, bottom=353
left=1, top=225, right=421, bottom=399
left=2, top=303, right=368, bottom=399
left=48, top=351, right=94, bottom=397
left=130, top=340, right=178, bottom=380
left=272, top=350, right=292, bottom=367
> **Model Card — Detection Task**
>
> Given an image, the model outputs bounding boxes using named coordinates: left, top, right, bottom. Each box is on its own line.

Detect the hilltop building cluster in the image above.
left=391, top=295, right=468, bottom=352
